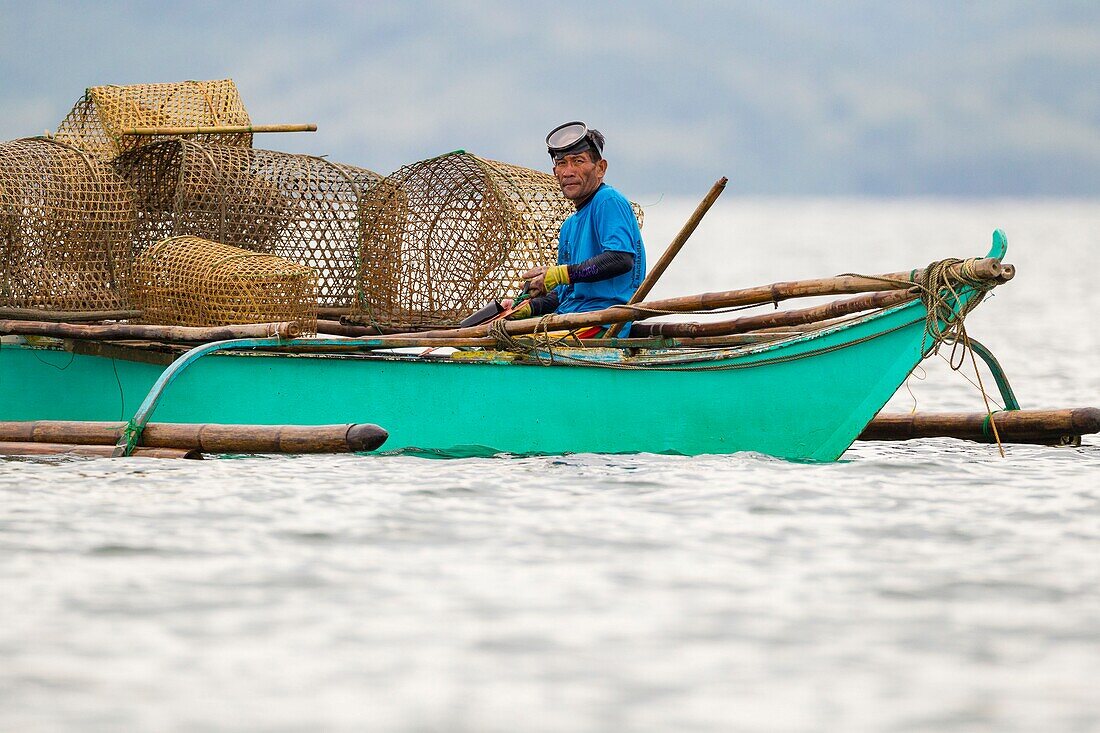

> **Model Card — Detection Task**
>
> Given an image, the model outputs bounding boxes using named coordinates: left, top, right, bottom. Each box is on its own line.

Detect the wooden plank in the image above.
left=67, top=339, right=178, bottom=366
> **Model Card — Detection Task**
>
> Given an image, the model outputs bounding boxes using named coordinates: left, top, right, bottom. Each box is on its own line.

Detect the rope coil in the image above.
left=913, top=258, right=996, bottom=359
left=488, top=316, right=584, bottom=364
left=883, top=257, right=1006, bottom=456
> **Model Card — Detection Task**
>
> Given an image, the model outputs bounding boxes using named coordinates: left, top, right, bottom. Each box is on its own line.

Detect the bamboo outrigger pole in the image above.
left=0, top=421, right=389, bottom=455
left=120, top=123, right=317, bottom=136
left=859, top=408, right=1100, bottom=446
left=630, top=288, right=918, bottom=338
left=0, top=308, right=141, bottom=322
left=0, top=441, right=200, bottom=459
left=0, top=320, right=301, bottom=342
left=604, top=176, right=728, bottom=338
left=399, top=257, right=1010, bottom=341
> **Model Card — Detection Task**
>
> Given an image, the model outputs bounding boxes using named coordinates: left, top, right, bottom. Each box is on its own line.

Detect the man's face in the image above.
left=553, top=151, right=607, bottom=203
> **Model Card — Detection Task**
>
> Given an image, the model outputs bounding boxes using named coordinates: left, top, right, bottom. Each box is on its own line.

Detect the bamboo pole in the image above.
left=390, top=258, right=1008, bottom=342
left=316, top=307, right=357, bottom=319
left=753, top=321, right=846, bottom=334
left=121, top=124, right=317, bottom=135
left=0, top=308, right=140, bottom=322
left=663, top=332, right=800, bottom=347
left=335, top=316, right=447, bottom=332
left=317, top=319, right=397, bottom=337
left=239, top=332, right=795, bottom=353
left=858, top=408, right=1100, bottom=445
left=605, top=177, right=728, bottom=337
left=0, top=421, right=388, bottom=454
left=0, top=320, right=301, bottom=341
left=277, top=337, right=500, bottom=350
left=630, top=289, right=917, bottom=338
left=0, top=441, right=199, bottom=459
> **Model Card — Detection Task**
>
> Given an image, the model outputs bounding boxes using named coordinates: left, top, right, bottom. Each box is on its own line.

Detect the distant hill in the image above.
left=1, top=1, right=1097, bottom=196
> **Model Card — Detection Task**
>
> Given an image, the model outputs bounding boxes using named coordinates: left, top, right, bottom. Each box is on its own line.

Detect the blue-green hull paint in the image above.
left=0, top=308, right=952, bottom=461
left=0, top=234, right=1007, bottom=461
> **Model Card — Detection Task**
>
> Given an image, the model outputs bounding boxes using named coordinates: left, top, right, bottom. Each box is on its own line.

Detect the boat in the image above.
left=1, top=80, right=1032, bottom=461
left=0, top=233, right=1014, bottom=461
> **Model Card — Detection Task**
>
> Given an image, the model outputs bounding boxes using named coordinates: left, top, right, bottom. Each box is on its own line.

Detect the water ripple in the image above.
left=3, top=201, right=1100, bottom=732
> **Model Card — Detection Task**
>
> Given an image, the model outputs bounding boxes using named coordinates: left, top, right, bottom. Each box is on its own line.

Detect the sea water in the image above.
left=2, top=199, right=1098, bottom=732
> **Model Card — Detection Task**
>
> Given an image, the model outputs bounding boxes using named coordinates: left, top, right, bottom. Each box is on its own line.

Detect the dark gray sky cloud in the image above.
left=1, top=0, right=1097, bottom=196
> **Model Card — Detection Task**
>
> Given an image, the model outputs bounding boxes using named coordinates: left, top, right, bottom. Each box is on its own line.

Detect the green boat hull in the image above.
left=0, top=238, right=1007, bottom=461
left=0, top=303, right=960, bottom=461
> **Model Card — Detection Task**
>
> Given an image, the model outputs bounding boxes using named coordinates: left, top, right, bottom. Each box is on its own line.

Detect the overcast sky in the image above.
left=1, top=1, right=1097, bottom=197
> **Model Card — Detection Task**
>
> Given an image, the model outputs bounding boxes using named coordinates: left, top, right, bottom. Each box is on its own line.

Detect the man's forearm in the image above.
left=567, top=251, right=634, bottom=283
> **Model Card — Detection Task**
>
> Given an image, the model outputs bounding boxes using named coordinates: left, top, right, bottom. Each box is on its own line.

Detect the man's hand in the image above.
left=521, top=266, right=549, bottom=296
left=502, top=298, right=532, bottom=319
left=522, top=265, right=569, bottom=297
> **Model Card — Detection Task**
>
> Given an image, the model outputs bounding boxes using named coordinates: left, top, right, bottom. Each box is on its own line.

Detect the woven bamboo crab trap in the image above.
left=54, top=79, right=252, bottom=160
left=130, top=235, right=318, bottom=331
left=0, top=137, right=136, bottom=312
left=357, top=151, right=643, bottom=326
left=114, top=139, right=381, bottom=307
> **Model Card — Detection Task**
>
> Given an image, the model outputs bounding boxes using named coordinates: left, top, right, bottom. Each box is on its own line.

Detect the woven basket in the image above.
left=0, top=137, right=135, bottom=311
left=357, top=151, right=644, bottom=326
left=130, top=235, right=318, bottom=331
left=357, top=153, right=564, bottom=325
left=114, top=140, right=381, bottom=307
left=54, top=79, right=252, bottom=160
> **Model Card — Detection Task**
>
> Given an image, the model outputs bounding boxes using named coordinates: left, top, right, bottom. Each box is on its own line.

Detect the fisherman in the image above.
left=504, top=122, right=645, bottom=335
